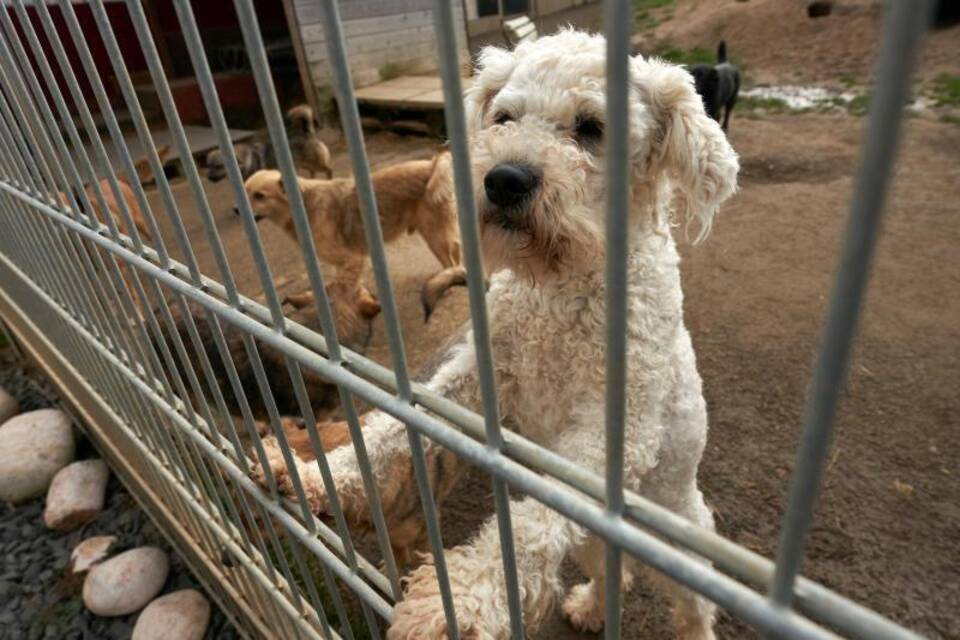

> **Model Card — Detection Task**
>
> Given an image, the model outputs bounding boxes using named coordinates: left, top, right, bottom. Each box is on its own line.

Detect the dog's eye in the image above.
left=574, top=116, right=604, bottom=145
left=253, top=191, right=265, bottom=201
left=493, top=111, right=514, bottom=126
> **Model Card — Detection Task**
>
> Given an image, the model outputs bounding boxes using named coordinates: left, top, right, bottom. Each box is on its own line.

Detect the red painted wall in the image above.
left=3, top=0, right=289, bottom=117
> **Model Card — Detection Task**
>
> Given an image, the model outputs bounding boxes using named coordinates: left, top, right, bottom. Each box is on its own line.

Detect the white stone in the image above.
left=0, top=409, right=74, bottom=503
left=83, top=547, right=170, bottom=616
left=131, top=589, right=211, bottom=640
left=0, top=387, right=17, bottom=425
left=44, top=459, right=110, bottom=531
left=70, top=535, right=117, bottom=574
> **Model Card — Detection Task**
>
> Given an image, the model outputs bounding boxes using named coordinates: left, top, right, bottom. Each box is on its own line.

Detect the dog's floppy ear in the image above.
left=465, top=45, right=516, bottom=133
left=640, top=59, right=739, bottom=242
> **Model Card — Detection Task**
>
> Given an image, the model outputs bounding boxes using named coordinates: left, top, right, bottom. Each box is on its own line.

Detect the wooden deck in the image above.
left=354, top=75, right=473, bottom=110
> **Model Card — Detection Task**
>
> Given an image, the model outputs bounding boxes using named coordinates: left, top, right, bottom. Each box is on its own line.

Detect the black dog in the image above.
left=690, top=41, right=741, bottom=132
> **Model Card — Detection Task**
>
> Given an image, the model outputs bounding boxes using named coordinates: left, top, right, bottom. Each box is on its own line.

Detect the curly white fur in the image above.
left=255, top=29, right=738, bottom=639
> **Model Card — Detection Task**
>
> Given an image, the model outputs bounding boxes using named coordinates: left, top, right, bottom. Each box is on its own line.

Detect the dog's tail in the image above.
left=420, top=265, right=467, bottom=322
left=717, top=40, right=728, bottom=64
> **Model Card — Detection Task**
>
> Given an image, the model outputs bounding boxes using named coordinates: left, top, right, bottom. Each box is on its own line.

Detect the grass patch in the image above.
left=939, top=113, right=960, bottom=127
left=837, top=73, right=858, bottom=89
left=656, top=46, right=715, bottom=67
left=633, top=0, right=675, bottom=32
left=846, top=94, right=870, bottom=116
left=653, top=44, right=747, bottom=76
left=929, top=73, right=960, bottom=107
left=634, top=0, right=674, bottom=8
left=738, top=95, right=790, bottom=114
left=271, top=540, right=374, bottom=639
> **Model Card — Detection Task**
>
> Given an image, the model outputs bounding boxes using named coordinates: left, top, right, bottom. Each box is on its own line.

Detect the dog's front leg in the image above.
left=388, top=413, right=617, bottom=640
left=253, top=343, right=484, bottom=525
left=389, top=494, right=587, bottom=640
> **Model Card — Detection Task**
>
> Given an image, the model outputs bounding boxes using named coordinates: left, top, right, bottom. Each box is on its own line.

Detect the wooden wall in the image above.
left=291, top=0, right=468, bottom=90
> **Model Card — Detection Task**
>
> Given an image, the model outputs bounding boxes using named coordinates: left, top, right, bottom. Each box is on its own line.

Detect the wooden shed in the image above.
left=286, top=0, right=469, bottom=98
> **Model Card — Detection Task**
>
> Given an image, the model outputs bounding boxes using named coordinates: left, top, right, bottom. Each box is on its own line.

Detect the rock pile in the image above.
left=0, top=378, right=236, bottom=639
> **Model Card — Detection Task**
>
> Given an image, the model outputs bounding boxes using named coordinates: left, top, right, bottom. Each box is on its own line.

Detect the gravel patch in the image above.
left=0, top=351, right=241, bottom=640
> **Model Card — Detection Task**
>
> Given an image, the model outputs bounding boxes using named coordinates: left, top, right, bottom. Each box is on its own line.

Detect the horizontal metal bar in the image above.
left=0, top=288, right=284, bottom=640
left=0, top=259, right=330, bottom=639
left=0, top=186, right=861, bottom=639
left=0, top=247, right=395, bottom=623
left=2, top=176, right=921, bottom=639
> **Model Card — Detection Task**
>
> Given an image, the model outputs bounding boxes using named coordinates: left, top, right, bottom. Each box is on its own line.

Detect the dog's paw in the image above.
left=251, top=436, right=329, bottom=513
left=250, top=436, right=286, bottom=486
left=562, top=580, right=605, bottom=633
left=388, top=560, right=508, bottom=640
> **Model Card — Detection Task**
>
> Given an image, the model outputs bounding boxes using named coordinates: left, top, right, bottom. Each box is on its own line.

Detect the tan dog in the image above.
left=58, top=147, right=171, bottom=318
left=244, top=153, right=466, bottom=320
left=285, top=104, right=333, bottom=179
left=62, top=145, right=171, bottom=240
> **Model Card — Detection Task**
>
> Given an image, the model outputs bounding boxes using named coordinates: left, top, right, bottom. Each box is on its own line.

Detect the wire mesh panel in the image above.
left=0, top=0, right=938, bottom=639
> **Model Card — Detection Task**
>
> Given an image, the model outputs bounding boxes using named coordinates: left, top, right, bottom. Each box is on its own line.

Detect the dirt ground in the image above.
left=648, top=0, right=959, bottom=85
left=140, top=4, right=960, bottom=638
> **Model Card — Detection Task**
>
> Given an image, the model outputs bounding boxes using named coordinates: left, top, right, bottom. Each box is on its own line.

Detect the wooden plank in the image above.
left=296, top=0, right=435, bottom=24
left=504, top=16, right=532, bottom=29
left=301, top=10, right=434, bottom=44
left=299, top=6, right=464, bottom=41
left=304, top=23, right=438, bottom=63
left=310, top=44, right=439, bottom=85
left=282, top=0, right=318, bottom=116
left=306, top=26, right=467, bottom=67
left=348, top=75, right=474, bottom=110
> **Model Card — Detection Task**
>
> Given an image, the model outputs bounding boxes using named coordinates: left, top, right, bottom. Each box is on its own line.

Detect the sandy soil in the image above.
left=139, top=5, right=960, bottom=636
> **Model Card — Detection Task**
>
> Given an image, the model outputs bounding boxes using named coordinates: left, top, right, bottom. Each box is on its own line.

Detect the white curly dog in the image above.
left=256, top=29, right=738, bottom=640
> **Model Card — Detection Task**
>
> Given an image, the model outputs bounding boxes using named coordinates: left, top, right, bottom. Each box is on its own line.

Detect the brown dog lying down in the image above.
left=243, top=152, right=468, bottom=321
left=156, top=281, right=379, bottom=426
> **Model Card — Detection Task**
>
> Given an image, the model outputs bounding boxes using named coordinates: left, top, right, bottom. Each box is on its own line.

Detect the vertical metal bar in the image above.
left=163, top=0, right=340, bottom=549
left=283, top=535, right=337, bottom=639
left=84, top=0, right=286, bottom=510
left=430, top=1, right=524, bottom=637
left=603, top=0, right=632, bottom=637
left=314, top=1, right=462, bottom=636
left=0, top=31, right=115, bottom=344
left=8, top=0, right=161, bottom=394
left=167, top=0, right=286, bottom=324
left=229, top=0, right=404, bottom=604
left=74, top=0, right=238, bottom=294
left=769, top=0, right=934, bottom=608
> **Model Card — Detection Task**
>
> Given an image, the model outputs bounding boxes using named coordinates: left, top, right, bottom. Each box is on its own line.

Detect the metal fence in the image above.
left=0, top=0, right=936, bottom=638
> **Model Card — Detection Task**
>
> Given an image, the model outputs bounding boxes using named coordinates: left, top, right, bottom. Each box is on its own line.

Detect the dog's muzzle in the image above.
left=484, top=163, right=540, bottom=208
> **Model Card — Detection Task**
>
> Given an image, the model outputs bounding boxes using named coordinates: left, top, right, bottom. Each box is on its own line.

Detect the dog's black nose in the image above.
left=484, top=163, right=540, bottom=207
